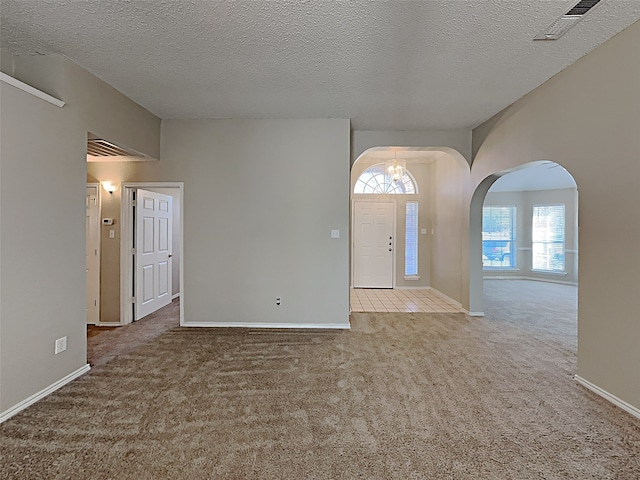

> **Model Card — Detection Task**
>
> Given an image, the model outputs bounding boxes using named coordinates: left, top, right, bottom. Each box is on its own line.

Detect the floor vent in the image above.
left=534, top=0, right=603, bottom=41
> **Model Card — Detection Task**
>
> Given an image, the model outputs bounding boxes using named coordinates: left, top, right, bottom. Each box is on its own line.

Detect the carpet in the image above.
left=2, top=312, right=639, bottom=479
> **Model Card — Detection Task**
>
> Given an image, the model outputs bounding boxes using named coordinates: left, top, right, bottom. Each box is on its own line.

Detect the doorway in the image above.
left=121, top=182, right=184, bottom=325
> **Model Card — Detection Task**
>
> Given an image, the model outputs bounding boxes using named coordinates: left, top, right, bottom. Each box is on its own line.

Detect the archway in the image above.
left=350, top=146, right=469, bottom=313
left=469, top=161, right=578, bottom=323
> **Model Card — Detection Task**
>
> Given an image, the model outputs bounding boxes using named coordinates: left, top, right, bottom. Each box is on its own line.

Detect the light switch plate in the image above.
left=421, top=228, right=427, bottom=235
left=331, top=229, right=340, bottom=239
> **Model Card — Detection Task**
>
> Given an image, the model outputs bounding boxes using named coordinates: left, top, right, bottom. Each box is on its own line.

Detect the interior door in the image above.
left=353, top=202, right=395, bottom=288
left=86, top=186, right=100, bottom=324
left=135, top=189, right=172, bottom=320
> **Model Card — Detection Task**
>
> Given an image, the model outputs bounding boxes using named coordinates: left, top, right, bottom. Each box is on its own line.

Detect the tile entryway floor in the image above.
left=350, top=288, right=462, bottom=313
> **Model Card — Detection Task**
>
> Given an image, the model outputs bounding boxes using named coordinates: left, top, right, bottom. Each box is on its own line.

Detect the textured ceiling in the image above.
left=1, top=1, right=639, bottom=130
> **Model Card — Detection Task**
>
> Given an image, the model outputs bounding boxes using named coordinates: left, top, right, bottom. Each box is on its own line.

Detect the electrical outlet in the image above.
left=55, top=336, right=67, bottom=354
left=276, top=297, right=281, bottom=306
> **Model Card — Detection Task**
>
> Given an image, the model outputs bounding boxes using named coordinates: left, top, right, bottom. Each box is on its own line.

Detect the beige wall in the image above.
left=430, top=153, right=471, bottom=303
left=158, top=119, right=351, bottom=326
left=484, top=188, right=578, bottom=284
left=0, top=55, right=160, bottom=413
left=471, top=21, right=640, bottom=409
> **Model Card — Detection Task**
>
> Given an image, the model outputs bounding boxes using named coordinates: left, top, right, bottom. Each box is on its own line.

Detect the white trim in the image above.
left=0, top=72, right=65, bottom=108
left=403, top=275, right=421, bottom=281
left=530, top=269, right=567, bottom=276
left=183, top=322, right=351, bottom=329
left=464, top=310, right=485, bottom=317
left=483, top=275, right=577, bottom=286
left=394, top=285, right=430, bottom=290
left=172, top=293, right=181, bottom=300
left=86, top=183, right=102, bottom=325
left=94, top=322, right=121, bottom=327
left=0, top=364, right=90, bottom=423
left=121, top=182, right=185, bottom=326
left=574, top=375, right=640, bottom=420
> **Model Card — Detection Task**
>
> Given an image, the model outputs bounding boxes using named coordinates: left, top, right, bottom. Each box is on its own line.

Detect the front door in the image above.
left=353, top=202, right=395, bottom=288
left=135, top=189, right=173, bottom=320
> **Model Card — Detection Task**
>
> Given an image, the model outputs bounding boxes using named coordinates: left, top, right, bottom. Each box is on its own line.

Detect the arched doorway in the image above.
left=350, top=147, right=469, bottom=314
left=470, top=161, right=578, bottom=346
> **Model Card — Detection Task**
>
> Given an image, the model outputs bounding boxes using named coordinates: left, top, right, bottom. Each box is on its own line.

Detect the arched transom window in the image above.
left=354, top=163, right=417, bottom=194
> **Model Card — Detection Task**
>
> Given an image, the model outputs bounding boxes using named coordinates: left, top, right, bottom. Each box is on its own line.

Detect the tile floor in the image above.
left=350, top=288, right=462, bottom=313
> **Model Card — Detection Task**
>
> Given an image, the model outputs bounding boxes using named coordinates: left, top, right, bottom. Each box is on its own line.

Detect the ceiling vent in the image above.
left=534, top=0, right=603, bottom=41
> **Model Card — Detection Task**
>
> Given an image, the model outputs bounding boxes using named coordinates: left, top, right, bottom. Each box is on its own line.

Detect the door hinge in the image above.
left=131, top=248, right=136, bottom=255
left=94, top=300, right=97, bottom=306
left=94, top=249, right=98, bottom=256
left=132, top=200, right=137, bottom=207
left=131, top=296, right=136, bottom=303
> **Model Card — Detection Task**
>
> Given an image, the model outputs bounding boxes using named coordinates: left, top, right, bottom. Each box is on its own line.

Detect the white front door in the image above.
left=353, top=202, right=395, bottom=288
left=135, top=189, right=173, bottom=320
left=86, top=186, right=100, bottom=324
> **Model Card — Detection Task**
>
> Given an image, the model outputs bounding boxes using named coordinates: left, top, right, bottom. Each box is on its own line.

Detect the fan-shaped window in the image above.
left=354, top=164, right=417, bottom=194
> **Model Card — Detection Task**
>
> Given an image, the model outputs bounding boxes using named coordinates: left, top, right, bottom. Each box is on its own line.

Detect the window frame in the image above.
left=531, top=203, right=566, bottom=273
left=404, top=202, right=419, bottom=277
left=482, top=205, right=517, bottom=270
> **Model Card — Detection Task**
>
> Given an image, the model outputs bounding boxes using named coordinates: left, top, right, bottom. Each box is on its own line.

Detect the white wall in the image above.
left=0, top=55, right=160, bottom=415
left=159, top=119, right=351, bottom=327
left=471, top=21, right=640, bottom=410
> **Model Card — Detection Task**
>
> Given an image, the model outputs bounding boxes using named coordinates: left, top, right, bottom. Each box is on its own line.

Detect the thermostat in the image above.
left=102, top=218, right=114, bottom=226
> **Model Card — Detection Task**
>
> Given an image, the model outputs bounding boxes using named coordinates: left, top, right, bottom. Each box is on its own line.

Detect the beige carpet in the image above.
left=2, top=311, right=639, bottom=479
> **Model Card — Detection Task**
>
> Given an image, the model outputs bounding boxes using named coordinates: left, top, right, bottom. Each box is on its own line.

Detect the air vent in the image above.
left=87, top=139, right=136, bottom=157
left=566, top=0, right=602, bottom=17
left=534, top=0, right=603, bottom=41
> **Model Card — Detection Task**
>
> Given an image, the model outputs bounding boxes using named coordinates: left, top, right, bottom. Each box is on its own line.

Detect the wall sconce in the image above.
left=101, top=181, right=118, bottom=194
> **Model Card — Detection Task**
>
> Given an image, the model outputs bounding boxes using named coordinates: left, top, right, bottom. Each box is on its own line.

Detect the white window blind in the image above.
left=405, top=202, right=419, bottom=276
left=532, top=204, right=565, bottom=272
left=482, top=206, right=516, bottom=269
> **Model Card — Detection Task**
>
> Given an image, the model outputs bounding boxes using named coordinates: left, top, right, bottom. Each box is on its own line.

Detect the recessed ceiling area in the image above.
left=2, top=1, right=639, bottom=130
left=490, top=163, right=577, bottom=192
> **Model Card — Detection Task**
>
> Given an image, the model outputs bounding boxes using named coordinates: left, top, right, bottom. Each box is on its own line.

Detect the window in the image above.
left=354, top=164, right=416, bottom=194
left=532, top=204, right=565, bottom=272
left=482, top=206, right=516, bottom=268
left=405, top=202, right=419, bottom=276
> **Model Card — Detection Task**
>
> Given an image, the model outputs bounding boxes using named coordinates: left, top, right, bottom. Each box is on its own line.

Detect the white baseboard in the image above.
left=463, top=310, right=485, bottom=317
left=172, top=293, right=181, bottom=300
left=0, top=364, right=91, bottom=423
left=574, top=375, right=640, bottom=419
left=96, top=322, right=121, bottom=327
left=182, top=322, right=351, bottom=329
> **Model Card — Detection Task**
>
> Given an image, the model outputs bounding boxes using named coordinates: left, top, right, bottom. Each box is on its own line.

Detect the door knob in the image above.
left=168, top=254, right=173, bottom=258
left=389, top=248, right=392, bottom=251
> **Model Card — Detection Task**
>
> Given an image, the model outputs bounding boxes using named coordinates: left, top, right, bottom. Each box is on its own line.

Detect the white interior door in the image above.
left=135, top=189, right=172, bottom=320
left=353, top=202, right=395, bottom=288
left=86, top=186, right=100, bottom=324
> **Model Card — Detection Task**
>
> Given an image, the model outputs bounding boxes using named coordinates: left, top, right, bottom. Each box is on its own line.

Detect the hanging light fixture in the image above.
left=385, top=150, right=406, bottom=183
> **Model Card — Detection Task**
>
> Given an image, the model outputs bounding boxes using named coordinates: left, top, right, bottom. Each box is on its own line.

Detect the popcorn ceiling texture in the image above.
left=1, top=1, right=639, bottom=129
